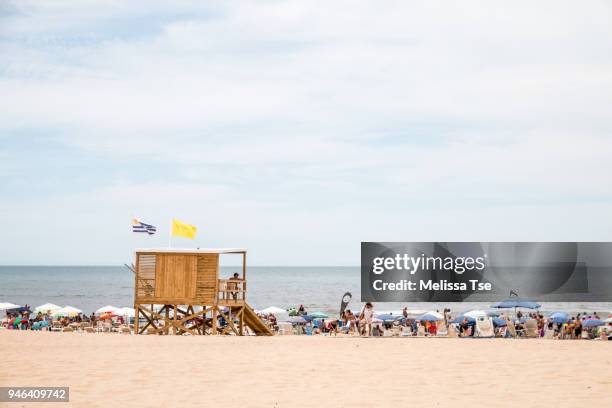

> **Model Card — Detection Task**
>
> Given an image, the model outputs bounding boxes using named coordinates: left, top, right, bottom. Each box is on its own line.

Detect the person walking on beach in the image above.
left=359, top=303, right=374, bottom=337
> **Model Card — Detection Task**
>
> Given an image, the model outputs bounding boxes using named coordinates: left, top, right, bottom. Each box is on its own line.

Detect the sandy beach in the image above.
left=1, top=331, right=610, bottom=407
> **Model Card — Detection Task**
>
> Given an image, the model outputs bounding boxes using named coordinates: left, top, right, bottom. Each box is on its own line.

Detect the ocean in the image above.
left=1, top=266, right=611, bottom=316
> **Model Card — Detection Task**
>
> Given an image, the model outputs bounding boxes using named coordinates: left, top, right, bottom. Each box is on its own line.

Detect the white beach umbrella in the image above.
left=463, top=310, right=487, bottom=319
left=0, top=302, right=21, bottom=311
left=259, top=306, right=286, bottom=314
left=34, top=303, right=62, bottom=313
left=425, top=311, right=444, bottom=320
left=116, top=307, right=135, bottom=318
left=95, top=305, right=120, bottom=315
left=53, top=306, right=83, bottom=317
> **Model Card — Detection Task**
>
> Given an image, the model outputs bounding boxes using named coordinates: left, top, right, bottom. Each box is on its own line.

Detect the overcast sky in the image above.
left=1, top=1, right=611, bottom=265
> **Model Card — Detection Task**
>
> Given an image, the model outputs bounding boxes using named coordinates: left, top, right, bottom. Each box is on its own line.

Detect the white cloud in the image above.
left=1, top=1, right=612, bottom=263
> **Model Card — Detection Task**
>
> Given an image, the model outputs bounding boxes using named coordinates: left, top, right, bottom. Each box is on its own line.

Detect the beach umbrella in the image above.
left=490, top=299, right=540, bottom=309
left=492, top=317, right=507, bottom=327
left=259, top=306, right=286, bottom=315
left=375, top=314, right=401, bottom=323
left=371, top=317, right=383, bottom=324
left=309, top=311, right=328, bottom=319
left=463, top=310, right=487, bottom=319
left=116, top=307, right=135, bottom=318
left=286, top=316, right=307, bottom=324
left=418, top=313, right=443, bottom=322
left=95, top=305, right=120, bottom=315
left=549, top=312, right=570, bottom=324
left=582, top=319, right=604, bottom=328
left=53, top=306, right=82, bottom=317
left=0, top=302, right=20, bottom=311
left=34, top=303, right=61, bottom=314
left=449, top=315, right=475, bottom=324
left=300, top=315, right=314, bottom=322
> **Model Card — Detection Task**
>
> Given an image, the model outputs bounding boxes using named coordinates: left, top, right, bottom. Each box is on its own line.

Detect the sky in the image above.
left=1, top=0, right=612, bottom=265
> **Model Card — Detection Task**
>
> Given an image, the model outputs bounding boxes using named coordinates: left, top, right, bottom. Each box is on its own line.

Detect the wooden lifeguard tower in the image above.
left=133, top=248, right=272, bottom=336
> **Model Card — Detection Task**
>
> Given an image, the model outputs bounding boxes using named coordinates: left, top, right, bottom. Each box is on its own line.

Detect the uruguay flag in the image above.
left=132, top=219, right=157, bottom=235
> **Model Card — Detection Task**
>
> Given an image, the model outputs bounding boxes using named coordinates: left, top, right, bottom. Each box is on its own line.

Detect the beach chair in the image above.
left=506, top=322, right=519, bottom=338
left=400, top=326, right=412, bottom=337
left=447, top=325, right=458, bottom=338
left=475, top=317, right=494, bottom=338
left=417, top=326, right=426, bottom=337
left=524, top=320, right=539, bottom=338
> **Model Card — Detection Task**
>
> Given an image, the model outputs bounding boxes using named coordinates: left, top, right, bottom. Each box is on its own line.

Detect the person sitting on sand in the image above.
left=359, top=303, right=374, bottom=337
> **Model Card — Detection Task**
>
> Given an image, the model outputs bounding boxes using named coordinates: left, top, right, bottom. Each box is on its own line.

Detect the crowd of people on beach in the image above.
left=3, top=301, right=612, bottom=340
left=259, top=303, right=612, bottom=340
left=1, top=304, right=130, bottom=333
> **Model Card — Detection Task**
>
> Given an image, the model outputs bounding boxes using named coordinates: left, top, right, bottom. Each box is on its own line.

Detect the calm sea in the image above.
left=1, top=266, right=610, bottom=316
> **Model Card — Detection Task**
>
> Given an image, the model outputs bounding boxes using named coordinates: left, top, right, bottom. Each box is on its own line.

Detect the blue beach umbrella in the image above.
left=449, top=315, right=475, bottom=324
left=582, top=319, right=604, bottom=328
left=309, top=311, right=328, bottom=319
left=549, top=312, right=570, bottom=324
left=492, top=317, right=507, bottom=327
left=490, top=299, right=541, bottom=309
left=418, top=313, right=443, bottom=322
left=376, top=314, right=400, bottom=323
left=301, top=315, right=314, bottom=322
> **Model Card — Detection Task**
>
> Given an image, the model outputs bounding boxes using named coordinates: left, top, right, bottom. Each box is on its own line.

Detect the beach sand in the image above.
left=1, top=331, right=610, bottom=407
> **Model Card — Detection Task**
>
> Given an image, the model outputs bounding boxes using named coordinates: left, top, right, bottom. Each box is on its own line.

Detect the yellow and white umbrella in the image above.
left=53, top=306, right=83, bottom=317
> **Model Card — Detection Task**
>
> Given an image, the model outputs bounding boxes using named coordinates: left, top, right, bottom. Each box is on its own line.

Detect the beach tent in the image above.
left=96, top=305, right=120, bottom=315
left=0, top=302, right=20, bottom=311
left=53, top=306, right=83, bottom=317
left=34, top=303, right=61, bottom=314
left=259, top=306, right=286, bottom=315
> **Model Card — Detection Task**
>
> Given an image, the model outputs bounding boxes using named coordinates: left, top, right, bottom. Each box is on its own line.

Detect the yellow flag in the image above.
left=171, top=218, right=197, bottom=239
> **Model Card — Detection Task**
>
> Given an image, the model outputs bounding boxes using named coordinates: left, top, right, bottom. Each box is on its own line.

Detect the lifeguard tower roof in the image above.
left=135, top=248, right=247, bottom=254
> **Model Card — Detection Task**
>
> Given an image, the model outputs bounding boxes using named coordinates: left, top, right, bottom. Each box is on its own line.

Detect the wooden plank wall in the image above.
left=154, top=254, right=198, bottom=299
left=196, top=254, right=219, bottom=303
left=136, top=254, right=157, bottom=300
